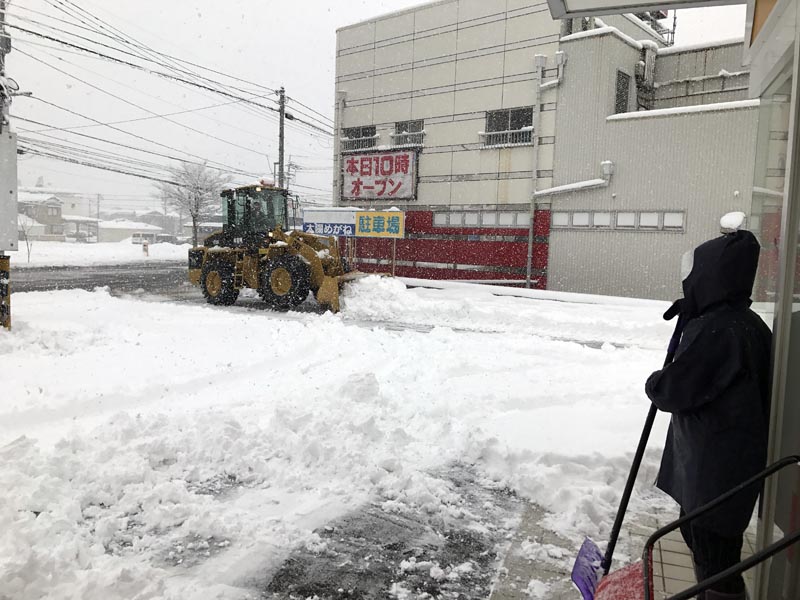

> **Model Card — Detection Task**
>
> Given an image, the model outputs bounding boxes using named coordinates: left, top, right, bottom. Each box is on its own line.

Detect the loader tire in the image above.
left=259, top=255, right=311, bottom=310
left=201, top=259, right=239, bottom=306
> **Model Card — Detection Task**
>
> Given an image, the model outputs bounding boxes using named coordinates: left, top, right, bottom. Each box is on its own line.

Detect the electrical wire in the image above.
left=22, top=94, right=270, bottom=134
left=9, top=2, right=336, bottom=136
left=19, top=145, right=183, bottom=186
left=18, top=49, right=277, bottom=159
left=14, top=116, right=259, bottom=179
left=10, top=23, right=333, bottom=137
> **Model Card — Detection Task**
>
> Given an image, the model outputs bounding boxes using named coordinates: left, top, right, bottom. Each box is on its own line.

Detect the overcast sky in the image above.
left=7, top=1, right=747, bottom=213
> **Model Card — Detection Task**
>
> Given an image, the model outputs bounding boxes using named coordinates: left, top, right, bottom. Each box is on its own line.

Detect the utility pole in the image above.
left=0, top=0, right=14, bottom=330
left=278, top=86, right=286, bottom=188
left=96, top=194, right=101, bottom=242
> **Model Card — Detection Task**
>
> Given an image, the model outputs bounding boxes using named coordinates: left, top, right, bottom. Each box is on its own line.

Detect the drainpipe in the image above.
left=334, top=91, right=346, bottom=207
left=526, top=54, right=547, bottom=289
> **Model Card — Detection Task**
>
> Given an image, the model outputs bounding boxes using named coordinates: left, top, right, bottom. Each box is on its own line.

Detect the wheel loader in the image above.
left=188, top=182, right=356, bottom=312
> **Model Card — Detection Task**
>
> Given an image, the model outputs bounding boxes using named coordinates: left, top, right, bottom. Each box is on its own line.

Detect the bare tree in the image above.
left=17, top=213, right=35, bottom=263
left=155, top=162, right=230, bottom=246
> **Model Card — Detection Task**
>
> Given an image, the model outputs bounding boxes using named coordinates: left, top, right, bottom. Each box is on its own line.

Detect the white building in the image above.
left=333, top=1, right=766, bottom=300
left=98, top=219, right=162, bottom=243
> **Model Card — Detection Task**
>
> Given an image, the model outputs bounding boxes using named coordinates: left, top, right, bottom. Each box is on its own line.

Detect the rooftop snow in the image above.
left=621, top=13, right=666, bottom=45
left=61, top=214, right=100, bottom=223
left=534, top=178, right=607, bottom=197
left=16, top=214, right=44, bottom=228
left=99, top=219, right=162, bottom=231
left=19, top=186, right=82, bottom=196
left=559, top=26, right=643, bottom=51
left=657, top=37, right=744, bottom=56
left=18, top=191, right=62, bottom=205
left=607, top=99, right=760, bottom=122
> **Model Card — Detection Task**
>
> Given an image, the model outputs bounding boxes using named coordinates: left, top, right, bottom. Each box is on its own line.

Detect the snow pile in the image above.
left=1, top=286, right=678, bottom=597
left=341, top=275, right=673, bottom=349
left=11, top=241, right=190, bottom=268
left=526, top=578, right=551, bottom=598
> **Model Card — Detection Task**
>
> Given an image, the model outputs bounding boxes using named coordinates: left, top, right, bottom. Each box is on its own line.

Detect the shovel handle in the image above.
left=601, top=315, right=686, bottom=575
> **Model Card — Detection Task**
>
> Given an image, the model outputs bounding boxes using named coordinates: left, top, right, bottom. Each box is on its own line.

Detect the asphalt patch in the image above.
left=264, top=465, right=523, bottom=599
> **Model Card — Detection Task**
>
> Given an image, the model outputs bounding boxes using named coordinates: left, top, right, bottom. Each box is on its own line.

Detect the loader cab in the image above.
left=221, top=184, right=289, bottom=239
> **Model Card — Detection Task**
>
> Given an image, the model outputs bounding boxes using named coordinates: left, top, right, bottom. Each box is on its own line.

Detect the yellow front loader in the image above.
left=188, top=183, right=356, bottom=312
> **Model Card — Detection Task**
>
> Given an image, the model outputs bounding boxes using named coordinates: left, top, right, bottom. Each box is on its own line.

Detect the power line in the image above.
left=22, top=0, right=284, bottom=131
left=8, top=1, right=337, bottom=137
left=14, top=116, right=258, bottom=178
left=15, top=42, right=281, bottom=144
left=287, top=95, right=334, bottom=125
left=19, top=145, right=182, bottom=185
left=10, top=22, right=334, bottom=137
left=52, top=0, right=280, bottom=101
left=19, top=49, right=278, bottom=159
left=22, top=94, right=270, bottom=133
left=6, top=21, right=282, bottom=112
left=20, top=135, right=173, bottom=174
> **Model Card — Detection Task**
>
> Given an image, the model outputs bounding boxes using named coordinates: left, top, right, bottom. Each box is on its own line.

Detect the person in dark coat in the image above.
left=645, top=227, right=772, bottom=600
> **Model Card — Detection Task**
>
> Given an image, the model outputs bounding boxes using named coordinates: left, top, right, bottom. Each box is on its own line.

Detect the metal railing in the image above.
left=390, top=131, right=425, bottom=146
left=340, top=135, right=379, bottom=152
left=480, top=129, right=533, bottom=147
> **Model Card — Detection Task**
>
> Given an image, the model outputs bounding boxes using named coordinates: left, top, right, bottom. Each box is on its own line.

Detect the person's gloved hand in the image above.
left=663, top=299, right=685, bottom=321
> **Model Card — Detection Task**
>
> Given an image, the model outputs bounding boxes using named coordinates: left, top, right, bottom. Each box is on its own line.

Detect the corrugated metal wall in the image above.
left=553, top=34, right=641, bottom=187
left=548, top=106, right=760, bottom=299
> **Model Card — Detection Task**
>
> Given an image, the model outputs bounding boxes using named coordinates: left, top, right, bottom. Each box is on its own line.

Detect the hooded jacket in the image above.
left=645, top=230, right=772, bottom=536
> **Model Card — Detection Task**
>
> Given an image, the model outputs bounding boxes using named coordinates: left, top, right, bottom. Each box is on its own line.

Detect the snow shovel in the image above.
left=571, top=313, right=687, bottom=600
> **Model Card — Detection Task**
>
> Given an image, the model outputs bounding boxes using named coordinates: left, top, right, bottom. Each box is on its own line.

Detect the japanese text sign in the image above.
left=355, top=211, right=405, bottom=239
left=342, top=150, right=416, bottom=200
left=302, top=208, right=357, bottom=237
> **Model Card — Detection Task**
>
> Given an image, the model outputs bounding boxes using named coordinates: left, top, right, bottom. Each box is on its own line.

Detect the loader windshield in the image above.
left=224, top=186, right=288, bottom=233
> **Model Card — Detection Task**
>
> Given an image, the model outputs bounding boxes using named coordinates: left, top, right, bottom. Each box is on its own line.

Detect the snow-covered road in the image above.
left=1, top=278, right=680, bottom=599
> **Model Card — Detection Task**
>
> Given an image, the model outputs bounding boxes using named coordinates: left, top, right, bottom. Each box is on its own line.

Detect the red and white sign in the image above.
left=342, top=150, right=416, bottom=200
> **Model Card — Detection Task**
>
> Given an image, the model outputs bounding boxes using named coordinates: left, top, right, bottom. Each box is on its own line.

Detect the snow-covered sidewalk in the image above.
left=9, top=241, right=189, bottom=268
left=1, top=278, right=680, bottom=599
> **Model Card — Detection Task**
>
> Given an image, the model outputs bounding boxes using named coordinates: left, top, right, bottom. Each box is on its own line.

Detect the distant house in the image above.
left=19, top=186, right=96, bottom=219
left=17, top=191, right=66, bottom=241
left=137, top=210, right=182, bottom=235
left=61, top=215, right=100, bottom=242
left=16, top=214, right=47, bottom=240
left=98, top=219, right=162, bottom=243
left=183, top=220, right=223, bottom=239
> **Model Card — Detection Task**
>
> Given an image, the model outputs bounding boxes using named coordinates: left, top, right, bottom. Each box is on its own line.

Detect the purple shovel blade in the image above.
left=571, top=537, right=604, bottom=600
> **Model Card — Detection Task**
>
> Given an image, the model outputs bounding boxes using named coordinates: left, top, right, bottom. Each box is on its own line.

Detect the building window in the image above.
left=593, top=212, right=612, bottom=227
left=615, top=71, right=631, bottom=114
left=639, top=212, right=660, bottom=228
left=617, top=212, right=636, bottom=228
left=481, top=107, right=533, bottom=147
left=47, top=207, right=59, bottom=216
left=463, top=212, right=479, bottom=226
left=552, top=212, right=569, bottom=228
left=663, top=212, right=685, bottom=229
left=572, top=212, right=591, bottom=227
left=341, top=125, right=377, bottom=151
left=432, top=209, right=536, bottom=228
left=498, top=211, right=516, bottom=226
left=392, top=120, right=424, bottom=146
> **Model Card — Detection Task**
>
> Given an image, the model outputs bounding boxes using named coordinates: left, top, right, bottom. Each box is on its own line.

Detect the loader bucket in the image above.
left=316, top=275, right=341, bottom=313
left=316, top=271, right=387, bottom=313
